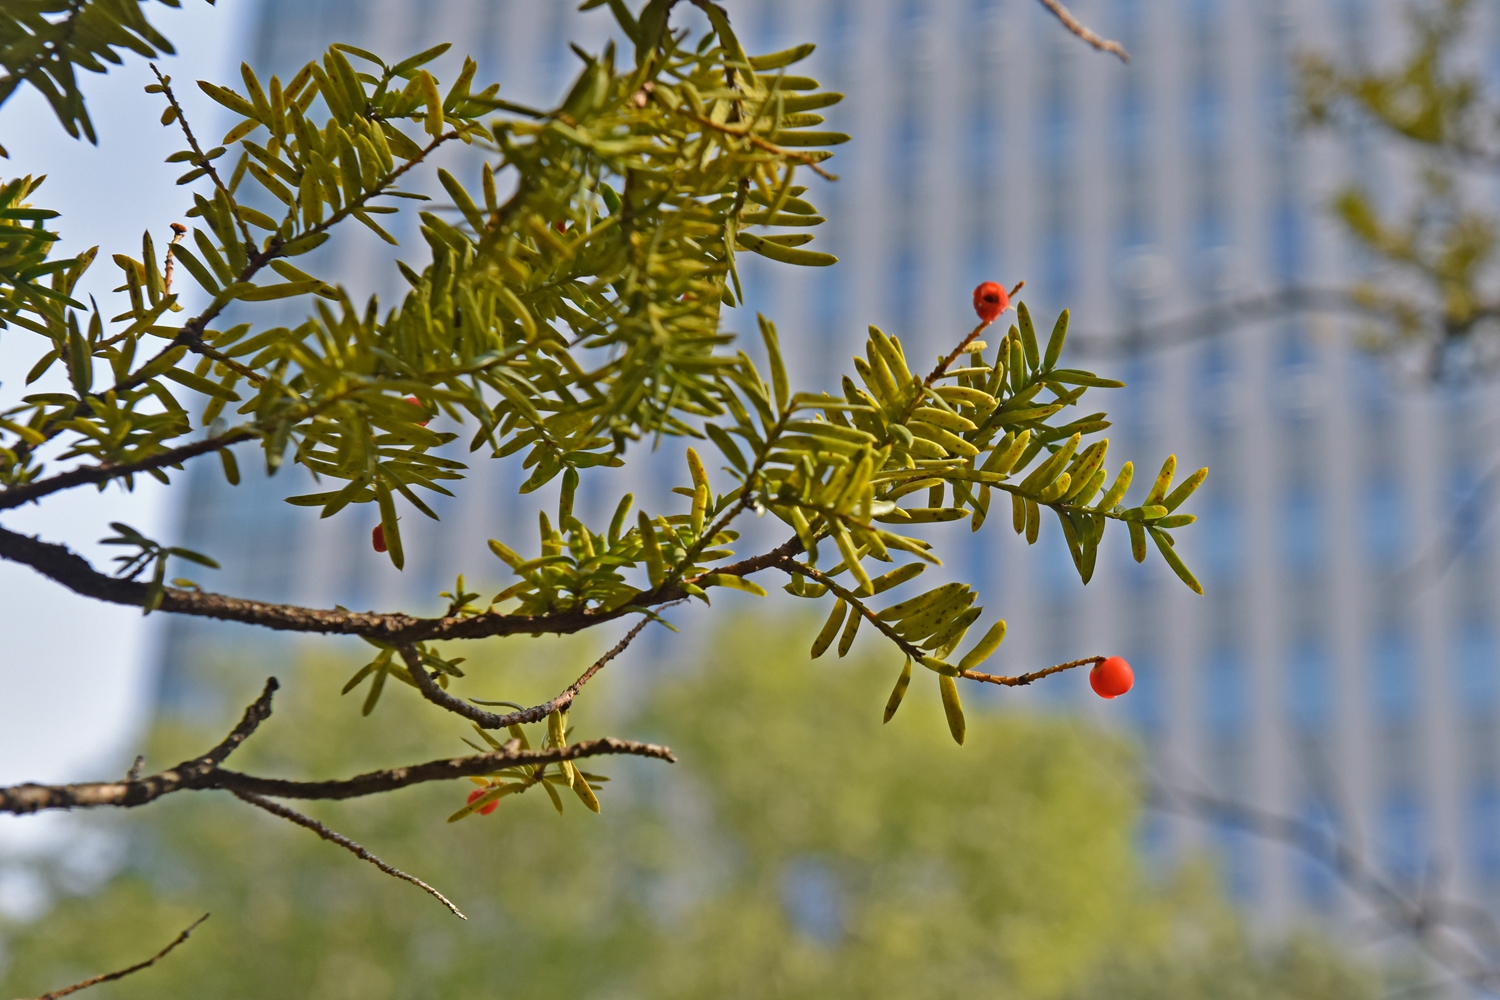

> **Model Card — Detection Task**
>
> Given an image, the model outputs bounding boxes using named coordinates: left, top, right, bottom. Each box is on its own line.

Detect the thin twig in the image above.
left=663, top=92, right=839, bottom=181
left=404, top=618, right=653, bottom=729
left=1067, top=286, right=1381, bottom=357
left=468, top=617, right=654, bottom=717
left=962, top=655, right=1102, bottom=687
left=231, top=790, right=466, bottom=919
left=0, top=426, right=258, bottom=511
left=197, top=677, right=280, bottom=767
left=28, top=913, right=209, bottom=999
left=1035, top=0, right=1130, bottom=63
left=150, top=64, right=255, bottom=248
left=163, top=223, right=185, bottom=296
left=925, top=280, right=1025, bottom=387
left=779, top=559, right=927, bottom=662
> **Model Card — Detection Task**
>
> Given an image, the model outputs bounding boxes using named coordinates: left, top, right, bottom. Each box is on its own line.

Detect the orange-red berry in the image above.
left=372, top=523, right=387, bottom=553
left=467, top=787, right=500, bottom=816
left=973, top=281, right=1010, bottom=324
left=1089, top=656, right=1134, bottom=699
left=404, top=396, right=430, bottom=427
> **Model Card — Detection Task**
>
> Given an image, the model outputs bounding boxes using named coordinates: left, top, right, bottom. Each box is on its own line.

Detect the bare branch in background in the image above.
left=1151, top=781, right=1500, bottom=994
left=24, top=913, right=209, bottom=1000
left=1067, top=287, right=1377, bottom=357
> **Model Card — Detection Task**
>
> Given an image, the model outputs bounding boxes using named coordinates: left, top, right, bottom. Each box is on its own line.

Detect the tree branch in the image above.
left=2, top=735, right=674, bottom=815
left=25, top=913, right=209, bottom=1000
left=0, top=674, right=672, bottom=815
left=0, top=523, right=802, bottom=643
left=198, top=677, right=280, bottom=765
left=962, top=655, right=1103, bottom=687
left=1035, top=0, right=1130, bottom=63
left=1067, top=286, right=1382, bottom=357
left=407, top=617, right=654, bottom=729
left=0, top=678, right=278, bottom=814
left=210, top=738, right=674, bottom=802
left=231, top=790, right=465, bottom=919
left=0, top=427, right=256, bottom=512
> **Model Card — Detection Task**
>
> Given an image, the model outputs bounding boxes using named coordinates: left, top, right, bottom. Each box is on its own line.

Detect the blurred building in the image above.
left=156, top=0, right=1500, bottom=930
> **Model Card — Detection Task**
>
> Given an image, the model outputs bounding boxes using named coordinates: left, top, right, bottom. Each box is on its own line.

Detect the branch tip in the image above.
left=1036, top=0, right=1130, bottom=62
left=29, top=912, right=208, bottom=999
left=232, top=790, right=466, bottom=919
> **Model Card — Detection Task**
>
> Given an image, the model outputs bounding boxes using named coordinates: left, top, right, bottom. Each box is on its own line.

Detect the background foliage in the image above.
left=1302, top=0, right=1500, bottom=378
left=0, top=618, right=1376, bottom=1000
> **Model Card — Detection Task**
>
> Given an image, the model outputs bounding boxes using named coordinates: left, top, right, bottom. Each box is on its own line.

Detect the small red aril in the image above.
left=372, top=523, right=387, bottom=553
left=467, top=787, right=500, bottom=816
left=973, top=281, right=1010, bottom=324
left=1089, top=656, right=1134, bottom=699
left=404, top=396, right=430, bottom=427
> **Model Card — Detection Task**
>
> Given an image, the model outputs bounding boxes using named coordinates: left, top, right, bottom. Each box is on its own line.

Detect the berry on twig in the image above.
left=1089, top=656, right=1133, bottom=699
left=467, top=787, right=500, bottom=816
left=973, top=281, right=1012, bottom=324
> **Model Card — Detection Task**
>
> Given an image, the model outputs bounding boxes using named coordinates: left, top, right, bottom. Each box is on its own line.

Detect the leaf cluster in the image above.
left=0, top=0, right=201, bottom=151
left=100, top=519, right=217, bottom=611
left=0, top=6, right=858, bottom=570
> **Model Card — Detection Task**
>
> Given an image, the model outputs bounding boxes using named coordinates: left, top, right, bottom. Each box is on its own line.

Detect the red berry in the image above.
left=1089, top=656, right=1134, bottom=699
left=467, top=787, right=500, bottom=816
left=404, top=396, right=430, bottom=427
left=973, top=281, right=1010, bottom=324
left=372, top=523, right=387, bottom=553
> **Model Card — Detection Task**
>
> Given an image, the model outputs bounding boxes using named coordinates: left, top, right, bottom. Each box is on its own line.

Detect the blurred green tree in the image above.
left=0, top=619, right=1374, bottom=1000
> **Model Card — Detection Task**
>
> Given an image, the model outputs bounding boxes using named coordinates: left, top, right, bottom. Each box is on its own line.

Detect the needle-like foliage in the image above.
left=0, top=0, right=1206, bottom=921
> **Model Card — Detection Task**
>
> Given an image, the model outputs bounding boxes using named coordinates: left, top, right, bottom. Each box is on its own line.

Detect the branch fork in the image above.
left=0, top=677, right=673, bottom=917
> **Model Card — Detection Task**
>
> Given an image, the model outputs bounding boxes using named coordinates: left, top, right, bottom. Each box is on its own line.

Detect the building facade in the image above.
left=156, top=0, right=1500, bottom=931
